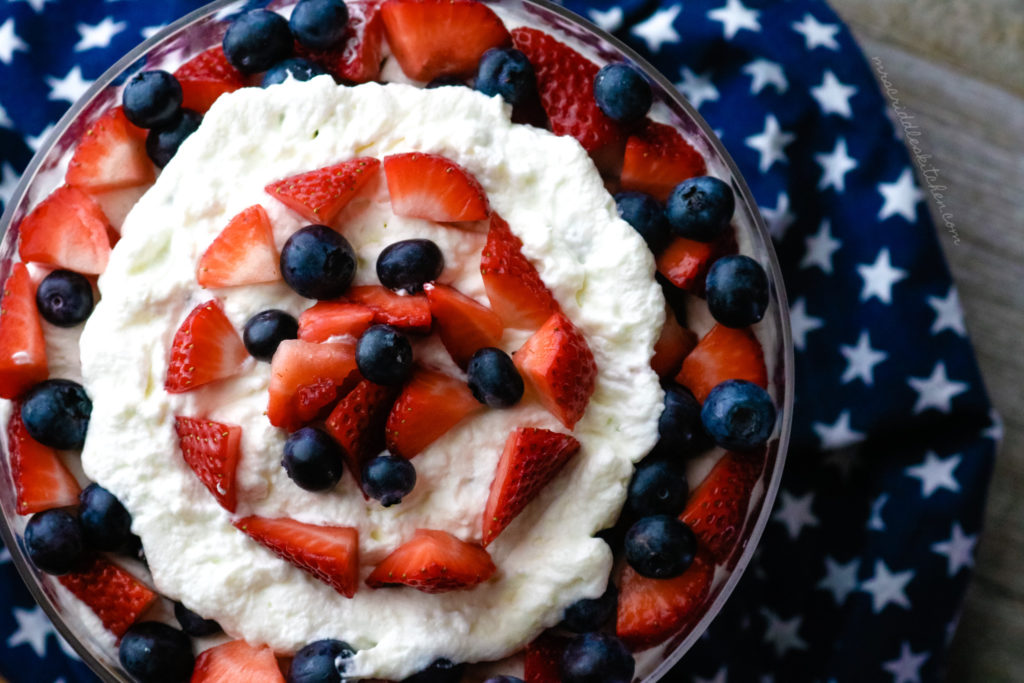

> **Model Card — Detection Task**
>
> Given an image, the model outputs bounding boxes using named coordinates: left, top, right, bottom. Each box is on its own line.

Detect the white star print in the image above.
left=815, top=137, right=858, bottom=191
left=800, top=219, right=841, bottom=274
left=760, top=191, right=796, bottom=240
left=759, top=608, right=808, bottom=657
left=868, top=494, right=888, bottom=531
left=0, top=546, right=10, bottom=564
left=588, top=7, right=624, bottom=33
left=927, top=286, right=966, bottom=337
left=817, top=556, right=860, bottom=605
left=0, top=101, right=11, bottom=128
left=792, top=13, right=841, bottom=50
left=743, top=59, right=788, bottom=95
left=746, top=114, right=794, bottom=173
left=47, top=66, right=95, bottom=104
left=7, top=606, right=58, bottom=657
left=789, top=297, right=823, bottom=352
left=0, top=162, right=20, bottom=207
left=26, top=123, right=55, bottom=152
left=882, top=642, right=929, bottom=683
left=11, top=0, right=56, bottom=12
left=772, top=490, right=819, bottom=540
left=906, top=451, right=961, bottom=497
left=878, top=168, right=925, bottom=221
left=907, top=362, right=968, bottom=414
left=983, top=408, right=1004, bottom=443
left=708, top=0, right=761, bottom=40
left=75, top=17, right=128, bottom=52
left=840, top=331, right=888, bottom=385
left=813, top=410, right=864, bottom=450
left=857, top=248, right=907, bottom=304
left=861, top=560, right=913, bottom=613
left=810, top=70, right=857, bottom=118
left=676, top=67, right=720, bottom=110
left=141, top=24, right=167, bottom=40
left=931, top=523, right=977, bottom=577
left=0, top=18, right=28, bottom=65
left=631, top=4, right=682, bottom=52
left=694, top=667, right=728, bottom=683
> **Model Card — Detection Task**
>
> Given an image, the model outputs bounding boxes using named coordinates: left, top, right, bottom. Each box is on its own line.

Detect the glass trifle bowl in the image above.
left=0, top=0, right=793, bottom=681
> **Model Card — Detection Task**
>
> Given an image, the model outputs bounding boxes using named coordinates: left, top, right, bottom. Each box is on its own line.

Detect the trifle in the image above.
left=0, top=0, right=791, bottom=681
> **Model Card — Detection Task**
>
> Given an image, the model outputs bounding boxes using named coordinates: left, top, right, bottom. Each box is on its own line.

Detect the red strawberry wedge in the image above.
left=675, top=324, right=767, bottom=403
left=58, top=556, right=157, bottom=640
left=651, top=306, right=698, bottom=379
left=234, top=516, right=360, bottom=598
left=0, top=263, right=48, bottom=399
left=8, top=407, right=80, bottom=515
left=366, top=529, right=496, bottom=593
left=197, top=205, right=281, bottom=288
left=385, top=367, right=481, bottom=457
left=174, top=417, right=242, bottom=512
left=267, top=340, right=358, bottom=431
left=524, top=633, right=570, bottom=683
left=325, top=379, right=397, bottom=485
left=380, top=0, right=510, bottom=81
left=479, top=214, right=560, bottom=330
left=482, top=428, right=580, bottom=547
left=165, top=300, right=248, bottom=393
left=656, top=226, right=737, bottom=295
left=174, top=46, right=245, bottom=114
left=423, top=283, right=503, bottom=368
left=296, top=0, right=386, bottom=84
left=680, top=450, right=764, bottom=562
left=265, top=158, right=381, bottom=225
left=18, top=185, right=112, bottom=275
left=65, top=107, right=154, bottom=193
left=345, top=285, right=432, bottom=333
left=191, top=640, right=285, bottom=683
left=383, top=153, right=490, bottom=222
left=513, top=312, right=597, bottom=430
left=620, top=120, right=707, bottom=202
left=298, top=302, right=375, bottom=343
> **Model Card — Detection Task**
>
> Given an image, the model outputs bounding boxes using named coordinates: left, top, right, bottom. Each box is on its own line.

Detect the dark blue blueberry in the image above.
left=626, top=457, right=688, bottom=518
left=658, top=385, right=711, bottom=456
left=561, top=633, right=635, bottom=683
left=402, top=659, right=464, bottom=683
left=263, top=58, right=328, bottom=87
left=243, top=309, right=299, bottom=361
left=701, top=379, right=776, bottom=450
left=562, top=582, right=618, bottom=633
left=287, top=638, right=355, bottom=683
left=665, top=176, right=735, bottom=242
left=173, top=602, right=222, bottom=637
left=356, top=324, right=413, bottom=386
left=593, top=63, right=651, bottom=125
left=24, top=508, right=87, bottom=575
left=614, top=191, right=669, bottom=253
left=122, top=70, right=183, bottom=129
left=362, top=454, right=416, bottom=507
left=705, top=255, right=769, bottom=328
left=290, top=0, right=350, bottom=51
left=483, top=678, right=524, bottom=683
left=223, top=9, right=294, bottom=75
left=281, top=225, right=357, bottom=299
left=283, top=427, right=345, bottom=492
left=475, top=48, right=537, bottom=107
left=466, top=347, right=523, bottom=408
left=146, top=109, right=202, bottom=168
left=79, top=483, right=133, bottom=552
left=624, top=514, right=696, bottom=578
left=118, top=622, right=194, bottom=683
left=35, top=270, right=94, bottom=327
left=376, top=239, right=444, bottom=293
left=426, top=75, right=466, bottom=89
left=21, top=379, right=91, bottom=450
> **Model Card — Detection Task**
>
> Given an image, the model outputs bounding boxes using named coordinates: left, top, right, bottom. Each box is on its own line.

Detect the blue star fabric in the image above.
left=0, top=1, right=998, bottom=682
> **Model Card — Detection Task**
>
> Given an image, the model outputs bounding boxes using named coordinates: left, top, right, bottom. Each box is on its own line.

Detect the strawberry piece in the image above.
left=366, top=529, right=496, bottom=593
left=524, top=633, right=570, bottom=683
left=197, top=205, right=281, bottom=288
left=680, top=450, right=764, bottom=562
left=423, top=283, right=502, bottom=367
left=675, top=324, right=767, bottom=403
left=234, top=516, right=359, bottom=598
left=616, top=551, right=713, bottom=650
left=325, top=378, right=397, bottom=484
left=345, top=285, right=432, bottom=333
left=58, top=556, right=157, bottom=640
left=0, top=263, right=48, bottom=399
left=380, top=0, right=510, bottom=81
left=296, top=0, right=386, bottom=83
left=385, top=367, right=481, bottom=457
left=8, top=406, right=80, bottom=515
left=191, top=640, right=285, bottom=683
left=513, top=312, right=597, bottom=430
left=18, top=185, right=112, bottom=275
left=65, top=107, right=154, bottom=193
left=265, top=158, right=381, bottom=225
left=651, top=306, right=697, bottom=378
left=620, top=120, right=707, bottom=202
left=479, top=214, right=560, bottom=330
left=267, top=340, right=358, bottom=431
left=174, top=47, right=245, bottom=113
left=298, top=302, right=375, bottom=343
left=174, top=417, right=242, bottom=512
left=165, top=300, right=248, bottom=393
left=382, top=153, right=490, bottom=222
left=482, top=428, right=580, bottom=546
left=656, top=228, right=737, bottom=295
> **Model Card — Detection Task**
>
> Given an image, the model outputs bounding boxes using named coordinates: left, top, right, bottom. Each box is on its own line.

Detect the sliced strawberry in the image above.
left=66, top=107, right=154, bottom=193
left=423, top=283, right=502, bottom=367
left=0, top=263, right=48, bottom=399
left=513, top=312, right=597, bottom=430
left=265, top=158, right=381, bottom=225
left=174, top=47, right=245, bottom=113
left=174, top=416, right=242, bottom=512
left=345, top=285, right=431, bottom=333
left=191, top=640, right=285, bottom=683
left=656, top=228, right=737, bottom=295
left=524, top=633, right=570, bottom=683
left=482, top=427, right=580, bottom=547
left=680, top=450, right=764, bottom=562
left=18, top=185, right=112, bottom=275
left=8, top=406, right=80, bottom=515
left=382, top=153, right=489, bottom=222
left=58, top=556, right=157, bottom=640
left=234, top=516, right=359, bottom=598
left=165, top=300, right=248, bottom=393
left=380, top=0, right=510, bottom=81
left=267, top=340, right=358, bottom=431
left=296, top=0, right=386, bottom=83
left=197, top=205, right=281, bottom=288
left=620, top=120, right=707, bottom=202
left=479, top=214, right=560, bottom=330
left=384, top=367, right=481, bottom=457
left=325, top=378, right=397, bottom=484
left=651, top=306, right=697, bottom=379
left=675, top=324, right=767, bottom=403
left=298, top=302, right=375, bottom=343
left=366, top=529, right=495, bottom=593
left=90, top=184, right=148, bottom=232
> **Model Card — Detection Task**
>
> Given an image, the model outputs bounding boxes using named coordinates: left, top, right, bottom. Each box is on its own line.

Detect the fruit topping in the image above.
left=479, top=213, right=560, bottom=330
left=192, top=640, right=285, bottom=683
left=666, top=175, right=735, bottom=243
left=384, top=367, right=481, bottom=457
left=262, top=57, right=328, bottom=87
left=174, top=416, right=242, bottom=512
left=705, top=254, right=769, bottom=328
left=524, top=634, right=568, bottom=683
left=467, top=347, right=523, bottom=408
left=561, top=632, right=635, bottom=683
left=626, top=457, right=689, bottom=519
left=122, top=70, right=183, bottom=130
left=36, top=270, right=94, bottom=328
left=8, top=407, right=80, bottom=515
left=290, top=639, right=356, bottom=683
left=620, top=121, right=707, bottom=202
left=624, top=514, right=697, bottom=579
left=267, top=339, right=358, bottom=431
left=174, top=47, right=245, bottom=114
left=197, top=204, right=281, bottom=289
left=223, top=10, right=294, bottom=75
left=290, top=0, right=351, bottom=51
left=244, top=309, right=300, bottom=362
left=60, top=558, right=158, bottom=639
left=701, top=379, right=777, bottom=450
left=325, top=378, right=397, bottom=481
left=614, top=191, right=670, bottom=254
left=298, top=302, right=374, bottom=343
left=651, top=306, right=697, bottom=379
left=21, top=379, right=92, bottom=450
left=424, top=283, right=503, bottom=368
left=173, top=602, right=222, bottom=637
left=656, top=226, right=737, bottom=294
left=657, top=385, right=712, bottom=456
left=297, top=0, right=386, bottom=84
left=366, top=528, right=496, bottom=593
left=679, top=449, right=764, bottom=562
left=0, top=263, right=48, bottom=399
left=66, top=107, right=154, bottom=193
left=18, top=185, right=112, bottom=275
left=345, top=285, right=432, bottom=333
left=356, top=324, right=414, bottom=386
left=475, top=47, right=537, bottom=107
left=145, top=109, right=202, bottom=168
left=165, top=300, right=248, bottom=393
left=563, top=583, right=618, bottom=634
left=266, top=158, right=381, bottom=226
left=362, top=453, right=417, bottom=506
left=675, top=323, right=767, bottom=403
left=280, top=224, right=358, bottom=300
left=382, top=153, right=490, bottom=222
left=377, top=239, right=445, bottom=293
left=119, top=622, right=194, bottom=679
left=593, top=63, right=651, bottom=125
left=79, top=483, right=134, bottom=553
left=283, top=426, right=345, bottom=492
left=25, top=508, right=86, bottom=575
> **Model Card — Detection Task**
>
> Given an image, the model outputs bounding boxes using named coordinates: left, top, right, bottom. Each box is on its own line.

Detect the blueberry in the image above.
left=290, top=0, right=350, bottom=51
left=658, top=385, right=711, bottom=456
left=122, top=70, right=183, bottom=129
left=426, top=75, right=466, bottom=89
left=78, top=484, right=133, bottom=552
left=624, top=514, right=696, bottom=578
left=243, top=309, right=299, bottom=361
left=402, top=659, right=464, bottom=683
left=626, top=457, right=688, bottom=518
left=475, top=48, right=537, bottom=107
left=356, top=325, right=413, bottom=386
left=362, top=454, right=416, bottom=507
left=665, top=176, right=735, bottom=242
left=376, top=239, right=444, bottom=293
left=146, top=109, right=202, bottom=168
left=563, top=582, right=618, bottom=633
left=287, top=638, right=355, bottom=683
left=35, top=270, right=94, bottom=327
left=281, top=225, right=357, bottom=299
left=24, top=508, right=87, bottom=575
left=483, top=678, right=524, bottom=683
left=593, top=63, right=652, bottom=125
left=701, top=380, right=776, bottom=450
left=118, top=622, right=194, bottom=683
left=283, top=427, right=345, bottom=492
left=173, top=601, right=222, bottom=637
left=21, top=379, right=91, bottom=450
left=466, top=347, right=523, bottom=408
left=561, top=632, right=635, bottom=683
left=706, top=255, right=769, bottom=328
left=614, top=191, right=669, bottom=253
left=223, top=9, right=294, bottom=75
left=263, top=58, right=328, bottom=87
